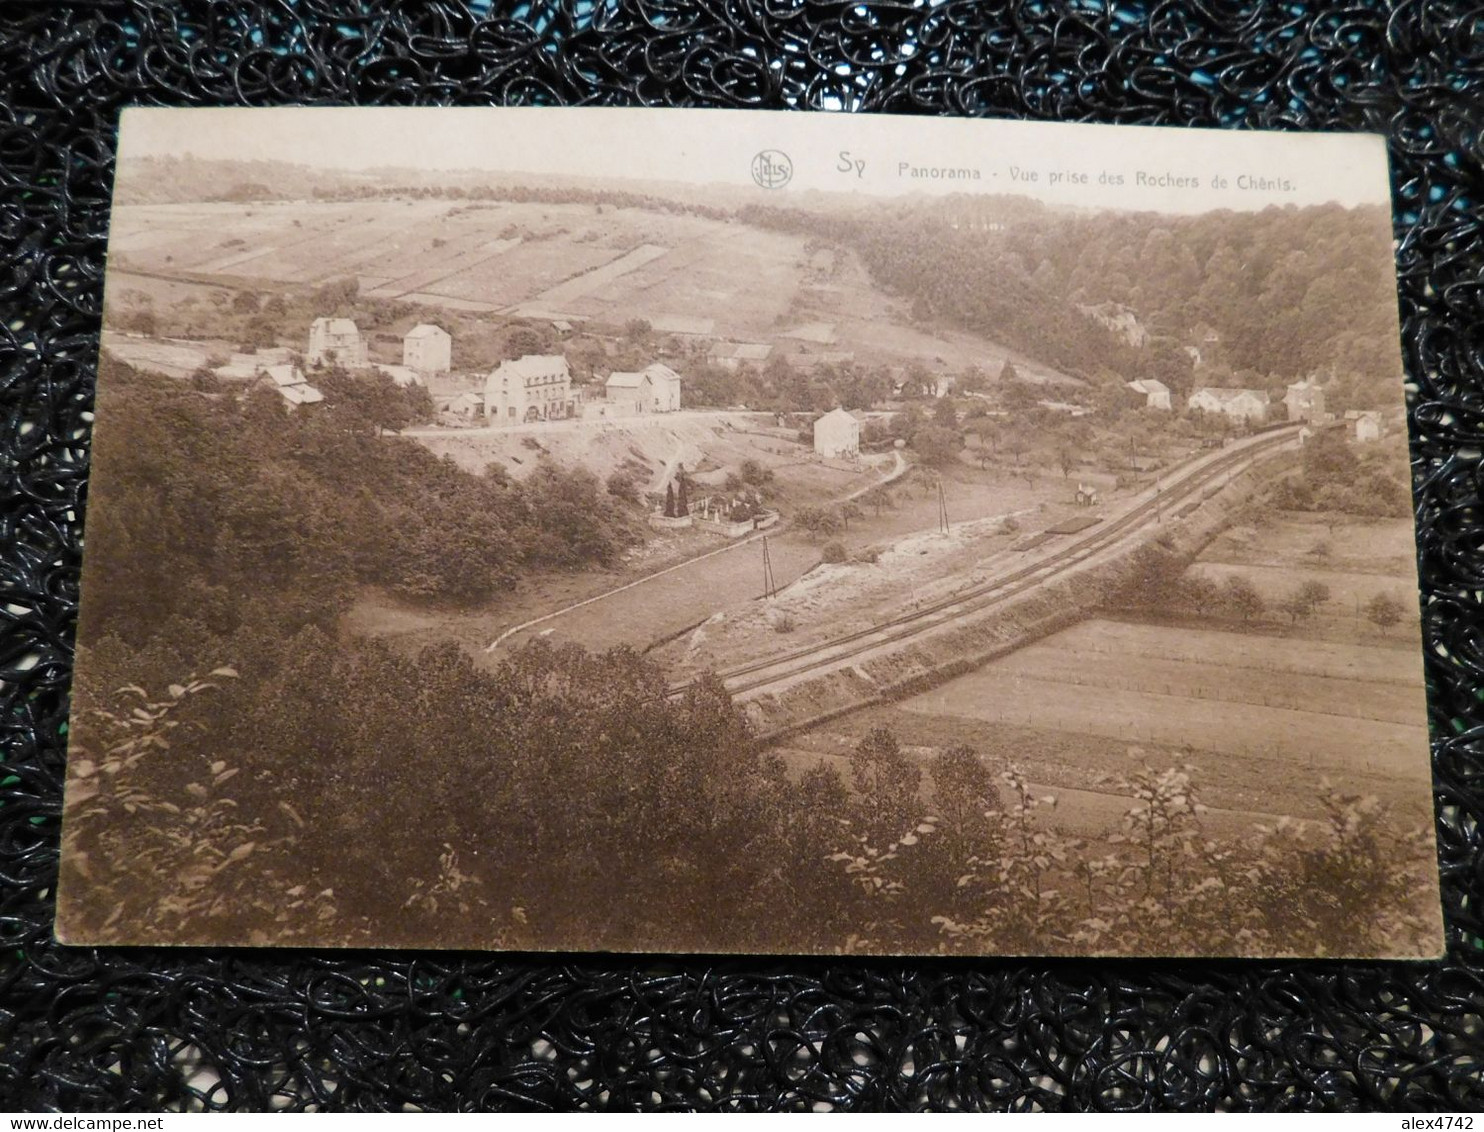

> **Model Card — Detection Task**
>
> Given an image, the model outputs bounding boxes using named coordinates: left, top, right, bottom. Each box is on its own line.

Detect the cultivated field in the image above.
left=107, top=199, right=1073, bottom=383
left=776, top=511, right=1433, bottom=844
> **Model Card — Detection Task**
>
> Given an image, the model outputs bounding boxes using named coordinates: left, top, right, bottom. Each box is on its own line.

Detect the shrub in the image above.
left=773, top=614, right=795, bottom=634
left=605, top=471, right=639, bottom=504
left=822, top=541, right=847, bottom=564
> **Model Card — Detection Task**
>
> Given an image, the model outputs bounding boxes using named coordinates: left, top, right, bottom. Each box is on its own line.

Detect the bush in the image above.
left=821, top=541, right=846, bottom=564
left=606, top=471, right=640, bottom=504
left=796, top=505, right=843, bottom=538
left=773, top=614, right=795, bottom=634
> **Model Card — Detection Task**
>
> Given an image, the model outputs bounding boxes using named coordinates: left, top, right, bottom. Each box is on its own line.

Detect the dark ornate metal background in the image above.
left=1, top=0, right=1481, bottom=1112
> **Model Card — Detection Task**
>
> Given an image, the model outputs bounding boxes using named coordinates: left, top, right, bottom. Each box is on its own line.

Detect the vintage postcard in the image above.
left=58, top=106, right=1441, bottom=956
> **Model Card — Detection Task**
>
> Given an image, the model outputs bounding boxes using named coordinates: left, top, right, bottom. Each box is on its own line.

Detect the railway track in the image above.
left=673, top=425, right=1301, bottom=700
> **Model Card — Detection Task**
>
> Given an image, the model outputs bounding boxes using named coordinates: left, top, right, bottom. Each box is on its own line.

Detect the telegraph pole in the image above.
left=937, top=477, right=949, bottom=534
left=762, top=536, right=777, bottom=599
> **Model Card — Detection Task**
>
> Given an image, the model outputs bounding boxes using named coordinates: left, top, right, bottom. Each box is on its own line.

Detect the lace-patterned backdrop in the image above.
left=1, top=1, right=1480, bottom=1111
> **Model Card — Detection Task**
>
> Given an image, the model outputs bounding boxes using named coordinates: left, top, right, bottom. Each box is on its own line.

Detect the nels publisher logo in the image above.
left=751, top=149, right=793, bottom=189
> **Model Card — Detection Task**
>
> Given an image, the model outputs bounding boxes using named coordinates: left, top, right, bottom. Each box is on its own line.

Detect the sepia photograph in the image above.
left=57, top=107, right=1441, bottom=957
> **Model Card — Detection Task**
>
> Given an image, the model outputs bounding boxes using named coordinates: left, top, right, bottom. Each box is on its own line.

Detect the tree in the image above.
left=1115, top=543, right=1187, bottom=611
left=1278, top=579, right=1331, bottom=623
left=929, top=745, right=1000, bottom=846
left=506, top=325, right=549, bottom=358
left=1365, top=592, right=1405, bottom=634
left=738, top=459, right=775, bottom=488
left=404, top=383, right=436, bottom=425
left=796, top=505, right=842, bottom=538
left=231, top=290, right=261, bottom=315
left=932, top=397, right=959, bottom=429
left=912, top=425, right=960, bottom=467
left=861, top=486, right=894, bottom=516
left=664, top=482, right=676, bottom=518
left=1004, top=431, right=1030, bottom=468
left=1222, top=575, right=1265, bottom=622
left=839, top=501, right=864, bottom=530
left=998, top=359, right=1020, bottom=385
left=1057, top=447, right=1076, bottom=479
left=675, top=475, right=690, bottom=516
left=850, top=727, right=921, bottom=845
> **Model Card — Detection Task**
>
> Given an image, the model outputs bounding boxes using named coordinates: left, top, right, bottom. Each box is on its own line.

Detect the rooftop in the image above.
left=1191, top=386, right=1267, bottom=404
left=490, top=354, right=570, bottom=380
left=312, top=317, right=360, bottom=336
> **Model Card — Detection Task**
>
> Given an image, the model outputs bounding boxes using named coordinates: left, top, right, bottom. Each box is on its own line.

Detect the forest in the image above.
left=61, top=363, right=1435, bottom=956
left=74, top=356, right=636, bottom=703
left=739, top=197, right=1400, bottom=396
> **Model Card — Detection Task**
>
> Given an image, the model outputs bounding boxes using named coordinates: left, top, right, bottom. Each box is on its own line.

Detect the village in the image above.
left=104, top=307, right=1397, bottom=525
left=99, top=291, right=1409, bottom=718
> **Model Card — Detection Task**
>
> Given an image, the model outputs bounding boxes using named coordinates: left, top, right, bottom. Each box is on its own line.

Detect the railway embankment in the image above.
left=739, top=444, right=1299, bottom=741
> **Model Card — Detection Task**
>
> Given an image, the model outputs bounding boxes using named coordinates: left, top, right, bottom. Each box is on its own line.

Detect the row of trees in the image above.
left=1113, top=542, right=1407, bottom=633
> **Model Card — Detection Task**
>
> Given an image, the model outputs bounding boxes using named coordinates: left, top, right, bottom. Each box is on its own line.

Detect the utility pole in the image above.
left=937, top=477, right=949, bottom=534
left=761, top=536, right=777, bottom=599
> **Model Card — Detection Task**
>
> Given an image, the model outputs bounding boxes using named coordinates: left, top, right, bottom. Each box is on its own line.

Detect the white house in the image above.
left=813, top=407, right=860, bottom=459
left=1346, top=409, right=1383, bottom=442
left=403, top=324, right=451, bottom=374
left=1187, top=387, right=1268, bottom=425
left=605, top=363, right=682, bottom=413
left=484, top=355, right=573, bottom=424
left=1283, top=379, right=1327, bottom=421
left=1126, top=379, right=1172, bottom=410
left=307, top=317, right=367, bottom=368
left=263, top=364, right=323, bottom=408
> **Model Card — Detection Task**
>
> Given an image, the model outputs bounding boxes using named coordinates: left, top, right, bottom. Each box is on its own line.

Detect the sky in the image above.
left=118, top=105, right=1393, bottom=216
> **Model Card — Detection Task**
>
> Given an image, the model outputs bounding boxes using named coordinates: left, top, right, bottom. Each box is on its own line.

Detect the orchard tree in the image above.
left=1365, top=592, right=1405, bottom=634
left=1222, top=575, right=1265, bottom=622
left=1279, top=579, right=1331, bottom=623
left=796, top=505, right=843, bottom=538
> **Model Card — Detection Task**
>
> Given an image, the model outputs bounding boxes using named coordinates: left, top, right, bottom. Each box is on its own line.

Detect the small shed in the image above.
left=448, top=391, right=484, bottom=421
